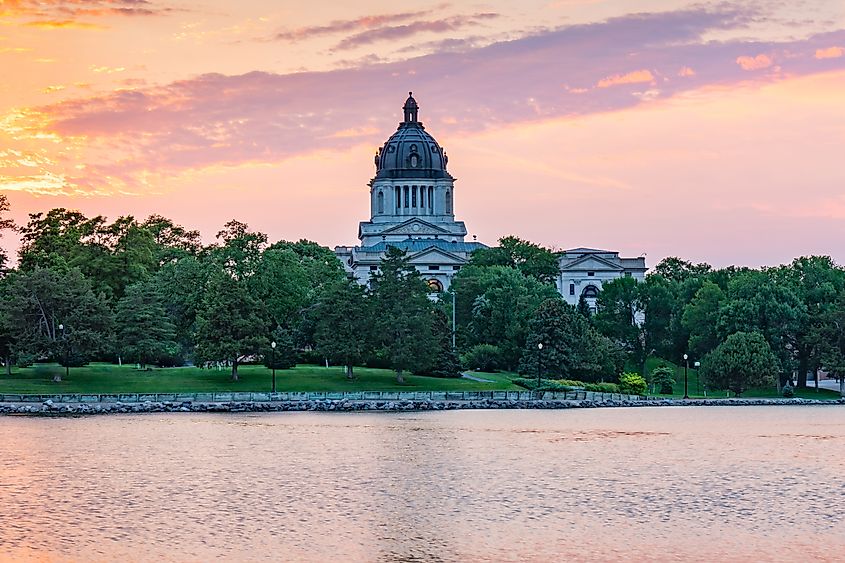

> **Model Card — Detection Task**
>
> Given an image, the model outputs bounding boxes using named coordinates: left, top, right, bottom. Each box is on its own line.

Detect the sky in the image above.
left=1, top=0, right=844, bottom=268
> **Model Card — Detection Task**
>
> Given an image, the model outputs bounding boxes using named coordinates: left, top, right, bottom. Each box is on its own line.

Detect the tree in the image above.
left=0, top=194, right=14, bottom=271
left=263, top=325, right=297, bottom=370
left=313, top=281, right=374, bottom=379
left=469, top=235, right=559, bottom=284
left=423, top=309, right=462, bottom=378
left=681, top=281, right=725, bottom=358
left=6, top=267, right=112, bottom=381
left=371, top=246, right=436, bottom=383
left=451, top=265, right=559, bottom=370
left=652, top=257, right=711, bottom=284
left=210, top=220, right=268, bottom=280
left=115, top=282, right=178, bottom=369
left=576, top=295, right=592, bottom=319
left=194, top=272, right=267, bottom=381
left=700, top=331, right=779, bottom=397
left=650, top=365, right=676, bottom=394
left=594, top=276, right=644, bottom=367
left=519, top=298, right=580, bottom=379
left=154, top=255, right=211, bottom=356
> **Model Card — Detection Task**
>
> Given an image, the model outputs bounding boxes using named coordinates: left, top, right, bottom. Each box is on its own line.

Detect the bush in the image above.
left=461, top=344, right=502, bottom=372
left=584, top=382, right=619, bottom=393
left=650, top=365, right=676, bottom=394
left=782, top=383, right=794, bottom=398
left=619, top=372, right=647, bottom=395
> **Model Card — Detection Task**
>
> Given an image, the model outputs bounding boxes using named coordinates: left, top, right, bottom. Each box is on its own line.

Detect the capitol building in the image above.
left=335, top=93, right=646, bottom=306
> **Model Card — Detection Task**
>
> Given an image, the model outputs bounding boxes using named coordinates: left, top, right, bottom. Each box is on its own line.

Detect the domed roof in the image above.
left=373, top=92, right=451, bottom=180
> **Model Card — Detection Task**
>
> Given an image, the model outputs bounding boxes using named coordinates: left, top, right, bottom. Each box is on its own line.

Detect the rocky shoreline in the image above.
left=1, top=396, right=843, bottom=416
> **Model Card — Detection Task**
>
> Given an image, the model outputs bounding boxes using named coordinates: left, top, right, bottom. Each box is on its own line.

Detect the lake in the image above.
left=0, top=406, right=843, bottom=561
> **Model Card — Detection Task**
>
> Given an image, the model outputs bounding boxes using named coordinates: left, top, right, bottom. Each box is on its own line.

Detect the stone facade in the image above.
left=558, top=248, right=647, bottom=311
left=335, top=93, right=485, bottom=291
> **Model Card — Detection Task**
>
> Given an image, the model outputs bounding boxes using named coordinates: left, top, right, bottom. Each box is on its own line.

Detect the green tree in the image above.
left=263, top=325, right=297, bottom=370
left=115, top=282, right=178, bottom=369
left=154, top=255, right=211, bottom=356
left=194, top=272, right=267, bottom=381
left=519, top=297, right=580, bottom=379
left=313, top=281, right=374, bottom=379
left=470, top=235, right=559, bottom=284
left=700, top=331, right=779, bottom=396
left=594, top=276, right=644, bottom=367
left=652, top=257, right=711, bottom=284
left=142, top=214, right=202, bottom=263
left=461, top=344, right=502, bottom=372
left=650, top=365, right=676, bottom=394
left=371, top=246, right=436, bottom=383
left=576, top=295, right=592, bottom=319
left=681, top=281, right=725, bottom=358
left=423, top=309, right=462, bottom=378
left=210, top=220, right=268, bottom=280
left=6, top=267, right=112, bottom=381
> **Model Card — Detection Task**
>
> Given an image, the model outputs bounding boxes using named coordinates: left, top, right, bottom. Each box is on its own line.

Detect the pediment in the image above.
left=408, top=247, right=467, bottom=264
left=380, top=219, right=450, bottom=236
left=561, top=254, right=623, bottom=271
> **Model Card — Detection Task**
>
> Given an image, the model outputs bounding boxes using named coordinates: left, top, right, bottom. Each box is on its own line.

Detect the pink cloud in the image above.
left=331, top=13, right=500, bottom=51
left=677, top=66, right=696, bottom=77
left=596, top=69, right=654, bottom=88
left=815, top=46, right=844, bottom=59
left=736, top=54, right=773, bottom=71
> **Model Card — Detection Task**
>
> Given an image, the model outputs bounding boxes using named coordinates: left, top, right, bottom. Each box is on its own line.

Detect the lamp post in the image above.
left=451, top=289, right=457, bottom=350
left=537, top=342, right=543, bottom=390
left=683, top=353, right=689, bottom=399
left=271, top=341, right=277, bottom=393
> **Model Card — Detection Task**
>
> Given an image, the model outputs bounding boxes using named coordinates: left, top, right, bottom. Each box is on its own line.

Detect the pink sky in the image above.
left=1, top=0, right=845, bottom=267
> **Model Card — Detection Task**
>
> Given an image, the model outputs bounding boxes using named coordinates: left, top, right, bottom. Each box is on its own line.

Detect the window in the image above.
left=404, top=186, right=409, bottom=208
left=428, top=186, right=433, bottom=210
left=412, top=186, right=417, bottom=207
left=625, top=272, right=632, bottom=277
left=427, top=279, right=443, bottom=292
left=410, top=154, right=418, bottom=167
left=377, top=191, right=384, bottom=214
left=445, top=190, right=452, bottom=214
left=582, top=285, right=599, bottom=298
left=370, top=265, right=378, bottom=271
left=587, top=271, right=595, bottom=277
left=429, top=265, right=440, bottom=271
left=453, top=265, right=461, bottom=271
left=420, top=187, right=425, bottom=208
left=569, top=283, right=575, bottom=296
left=395, top=186, right=400, bottom=209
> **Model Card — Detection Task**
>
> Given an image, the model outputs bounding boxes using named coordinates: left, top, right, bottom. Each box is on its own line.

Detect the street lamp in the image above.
left=271, top=341, right=277, bottom=393
left=683, top=353, right=689, bottom=399
left=537, top=342, right=544, bottom=390
left=58, top=323, right=68, bottom=381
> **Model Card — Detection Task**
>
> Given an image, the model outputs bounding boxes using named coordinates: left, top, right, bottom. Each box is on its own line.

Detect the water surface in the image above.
left=0, top=406, right=843, bottom=561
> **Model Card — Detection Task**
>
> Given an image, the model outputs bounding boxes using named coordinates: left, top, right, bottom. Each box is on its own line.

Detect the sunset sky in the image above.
left=1, top=0, right=844, bottom=267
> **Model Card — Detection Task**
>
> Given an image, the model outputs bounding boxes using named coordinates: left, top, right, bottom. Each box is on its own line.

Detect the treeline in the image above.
left=1, top=195, right=845, bottom=396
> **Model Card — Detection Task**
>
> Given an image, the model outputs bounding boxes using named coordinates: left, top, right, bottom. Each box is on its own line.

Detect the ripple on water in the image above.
left=0, top=407, right=843, bottom=561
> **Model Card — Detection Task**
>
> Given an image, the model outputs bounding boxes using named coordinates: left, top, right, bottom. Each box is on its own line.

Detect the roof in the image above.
left=564, top=247, right=614, bottom=254
left=357, top=240, right=487, bottom=254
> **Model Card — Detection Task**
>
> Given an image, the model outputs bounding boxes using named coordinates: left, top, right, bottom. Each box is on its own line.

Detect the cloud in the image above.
left=273, top=9, right=434, bottom=42
left=1, top=0, right=172, bottom=23
left=815, top=46, right=844, bottom=59
left=678, top=66, right=696, bottom=77
left=24, top=20, right=106, bottom=29
left=331, top=13, right=500, bottom=51
left=596, top=69, right=655, bottom=88
left=4, top=7, right=845, bottom=196
left=736, top=54, right=773, bottom=70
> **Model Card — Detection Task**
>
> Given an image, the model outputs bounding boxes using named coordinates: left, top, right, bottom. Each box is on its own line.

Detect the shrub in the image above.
left=461, top=344, right=503, bottom=372
left=782, top=383, right=795, bottom=398
left=619, top=372, right=647, bottom=395
left=650, top=365, right=676, bottom=394
left=584, top=382, right=619, bottom=393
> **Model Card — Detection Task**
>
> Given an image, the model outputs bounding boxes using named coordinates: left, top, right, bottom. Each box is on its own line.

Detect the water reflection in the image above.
left=0, top=407, right=843, bottom=561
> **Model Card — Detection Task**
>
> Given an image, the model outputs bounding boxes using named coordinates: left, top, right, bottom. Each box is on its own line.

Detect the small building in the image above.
left=558, top=248, right=647, bottom=311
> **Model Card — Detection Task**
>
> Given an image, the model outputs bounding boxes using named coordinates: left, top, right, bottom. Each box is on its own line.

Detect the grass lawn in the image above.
left=639, top=356, right=842, bottom=400
left=0, top=363, right=520, bottom=395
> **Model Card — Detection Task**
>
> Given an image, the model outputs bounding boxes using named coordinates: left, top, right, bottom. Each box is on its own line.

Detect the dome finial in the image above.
left=403, top=92, right=419, bottom=123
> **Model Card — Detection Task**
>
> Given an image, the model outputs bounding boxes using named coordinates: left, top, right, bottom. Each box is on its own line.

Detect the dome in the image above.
left=373, top=92, right=451, bottom=180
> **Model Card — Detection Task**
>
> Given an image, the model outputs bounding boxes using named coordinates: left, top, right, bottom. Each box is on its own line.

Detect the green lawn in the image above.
left=639, top=356, right=842, bottom=400
left=0, top=363, right=520, bottom=394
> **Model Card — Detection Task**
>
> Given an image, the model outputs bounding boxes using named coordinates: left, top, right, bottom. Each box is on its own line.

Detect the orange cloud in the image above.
left=736, top=54, right=773, bottom=71
left=25, top=20, right=105, bottom=30
left=677, top=66, right=695, bottom=77
left=815, top=46, right=844, bottom=60
left=596, top=69, right=654, bottom=88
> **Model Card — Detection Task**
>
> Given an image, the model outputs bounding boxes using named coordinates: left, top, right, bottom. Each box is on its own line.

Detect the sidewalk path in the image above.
left=461, top=372, right=494, bottom=383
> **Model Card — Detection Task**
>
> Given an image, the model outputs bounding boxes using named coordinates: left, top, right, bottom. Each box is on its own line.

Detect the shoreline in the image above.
left=2, top=396, right=843, bottom=416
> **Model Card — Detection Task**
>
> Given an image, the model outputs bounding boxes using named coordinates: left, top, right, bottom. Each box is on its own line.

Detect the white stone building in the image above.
left=558, top=248, right=647, bottom=311
left=335, top=93, right=486, bottom=291
left=336, top=93, right=648, bottom=298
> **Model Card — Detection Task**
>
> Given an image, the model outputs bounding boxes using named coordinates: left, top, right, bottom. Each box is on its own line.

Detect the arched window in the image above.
left=377, top=191, right=384, bottom=214
left=445, top=190, right=452, bottom=214
left=582, top=285, right=599, bottom=298
left=427, top=279, right=443, bottom=293
left=410, top=154, right=419, bottom=167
